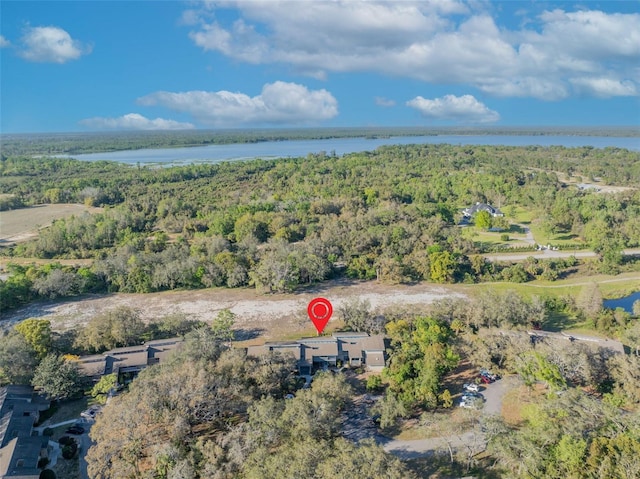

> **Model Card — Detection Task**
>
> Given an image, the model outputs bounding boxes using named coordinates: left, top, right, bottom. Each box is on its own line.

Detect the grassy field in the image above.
left=461, top=226, right=530, bottom=248
left=0, top=204, right=102, bottom=243
left=462, top=271, right=640, bottom=301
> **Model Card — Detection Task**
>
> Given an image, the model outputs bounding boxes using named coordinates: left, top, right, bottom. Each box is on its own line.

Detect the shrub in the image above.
left=62, top=442, right=78, bottom=459
left=39, top=470, right=57, bottom=479
left=500, top=234, right=510, bottom=241
left=42, top=427, right=54, bottom=437
left=58, top=436, right=75, bottom=446
left=366, top=374, right=383, bottom=393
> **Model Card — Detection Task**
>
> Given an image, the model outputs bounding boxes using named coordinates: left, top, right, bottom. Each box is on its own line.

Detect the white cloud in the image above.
left=375, top=97, right=396, bottom=107
left=185, top=2, right=639, bottom=100
left=570, top=77, right=638, bottom=98
left=79, top=113, right=194, bottom=131
left=137, top=81, right=338, bottom=126
left=0, top=35, right=10, bottom=48
left=407, top=94, right=500, bottom=123
left=19, top=26, right=90, bottom=63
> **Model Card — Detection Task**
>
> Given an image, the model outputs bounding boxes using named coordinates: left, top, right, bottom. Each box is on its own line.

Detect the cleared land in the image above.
left=0, top=279, right=466, bottom=340
left=0, top=204, right=102, bottom=244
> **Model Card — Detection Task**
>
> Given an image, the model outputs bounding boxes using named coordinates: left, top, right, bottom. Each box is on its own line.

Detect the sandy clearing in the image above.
left=1, top=280, right=466, bottom=339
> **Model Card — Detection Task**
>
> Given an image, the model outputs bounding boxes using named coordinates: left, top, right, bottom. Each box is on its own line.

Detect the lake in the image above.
left=64, top=134, right=640, bottom=165
left=604, top=291, right=640, bottom=313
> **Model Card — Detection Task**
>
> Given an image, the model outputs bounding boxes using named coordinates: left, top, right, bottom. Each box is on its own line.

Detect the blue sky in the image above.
left=1, top=1, right=639, bottom=133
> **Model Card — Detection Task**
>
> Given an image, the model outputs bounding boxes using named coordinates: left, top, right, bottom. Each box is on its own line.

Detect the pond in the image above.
left=604, top=291, right=640, bottom=313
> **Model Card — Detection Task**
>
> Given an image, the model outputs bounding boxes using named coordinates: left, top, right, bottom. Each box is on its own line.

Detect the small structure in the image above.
left=247, top=332, right=386, bottom=374
left=462, top=202, right=504, bottom=219
left=76, top=337, right=183, bottom=383
left=0, top=386, right=50, bottom=479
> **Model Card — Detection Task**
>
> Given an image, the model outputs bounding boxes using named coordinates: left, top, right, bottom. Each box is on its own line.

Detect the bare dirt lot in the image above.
left=0, top=203, right=102, bottom=244
left=1, top=279, right=466, bottom=341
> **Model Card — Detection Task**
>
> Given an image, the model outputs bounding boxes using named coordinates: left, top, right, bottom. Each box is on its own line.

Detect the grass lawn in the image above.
left=47, top=398, right=89, bottom=424
left=508, top=205, right=535, bottom=224
left=501, top=383, right=547, bottom=426
left=528, top=222, right=585, bottom=248
left=463, top=271, right=640, bottom=302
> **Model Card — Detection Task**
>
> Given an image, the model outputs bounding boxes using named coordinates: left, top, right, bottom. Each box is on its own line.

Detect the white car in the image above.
left=459, top=396, right=483, bottom=409
left=463, top=383, right=480, bottom=393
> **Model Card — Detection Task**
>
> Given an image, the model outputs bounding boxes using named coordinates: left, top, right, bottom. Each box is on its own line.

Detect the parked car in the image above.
left=65, top=425, right=85, bottom=435
left=463, top=383, right=480, bottom=392
left=459, top=397, right=483, bottom=409
left=462, top=392, right=484, bottom=401
left=81, top=406, right=101, bottom=419
left=480, top=370, right=500, bottom=381
left=479, top=375, right=492, bottom=384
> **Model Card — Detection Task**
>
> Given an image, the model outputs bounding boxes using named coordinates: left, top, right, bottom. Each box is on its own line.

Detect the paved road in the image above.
left=484, top=248, right=640, bottom=262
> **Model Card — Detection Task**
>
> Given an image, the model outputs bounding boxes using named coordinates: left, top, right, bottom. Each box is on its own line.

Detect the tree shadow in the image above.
left=233, top=327, right=265, bottom=340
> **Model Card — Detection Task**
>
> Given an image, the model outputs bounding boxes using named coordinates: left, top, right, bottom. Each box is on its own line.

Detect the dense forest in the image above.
left=1, top=143, right=639, bottom=312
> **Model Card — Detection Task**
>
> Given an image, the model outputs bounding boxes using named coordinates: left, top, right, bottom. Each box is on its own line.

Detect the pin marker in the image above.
left=307, top=298, right=333, bottom=335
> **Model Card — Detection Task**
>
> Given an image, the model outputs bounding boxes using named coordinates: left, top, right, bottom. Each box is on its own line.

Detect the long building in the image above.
left=247, top=332, right=386, bottom=375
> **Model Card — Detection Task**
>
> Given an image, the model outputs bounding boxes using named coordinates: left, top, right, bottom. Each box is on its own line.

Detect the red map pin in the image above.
left=307, top=298, right=333, bottom=335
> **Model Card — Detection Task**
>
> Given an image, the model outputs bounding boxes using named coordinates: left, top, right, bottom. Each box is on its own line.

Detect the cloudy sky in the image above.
left=1, top=1, right=638, bottom=133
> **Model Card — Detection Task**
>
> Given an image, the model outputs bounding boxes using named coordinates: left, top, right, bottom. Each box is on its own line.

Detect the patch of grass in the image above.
left=45, top=398, right=89, bottom=425
left=543, top=311, right=590, bottom=332
left=507, top=205, right=535, bottom=224
left=501, top=384, right=546, bottom=425
left=528, top=222, right=585, bottom=248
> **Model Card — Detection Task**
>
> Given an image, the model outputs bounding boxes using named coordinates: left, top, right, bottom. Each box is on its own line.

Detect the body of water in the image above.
left=64, top=134, right=640, bottom=165
left=604, top=291, right=640, bottom=313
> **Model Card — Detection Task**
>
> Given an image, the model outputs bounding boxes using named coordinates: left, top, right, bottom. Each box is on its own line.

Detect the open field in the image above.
left=465, top=271, right=640, bottom=300
left=3, top=271, right=639, bottom=340
left=0, top=204, right=102, bottom=244
left=1, top=279, right=467, bottom=339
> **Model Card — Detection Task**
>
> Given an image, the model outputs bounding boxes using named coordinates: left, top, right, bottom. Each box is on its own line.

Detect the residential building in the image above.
left=76, top=337, right=183, bottom=383
left=0, top=386, right=50, bottom=479
left=462, top=202, right=504, bottom=219
left=247, top=332, right=386, bottom=374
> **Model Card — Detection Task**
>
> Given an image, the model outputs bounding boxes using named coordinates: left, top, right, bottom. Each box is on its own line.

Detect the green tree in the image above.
left=32, top=354, right=84, bottom=400
left=75, top=307, right=146, bottom=353
left=474, top=210, right=492, bottom=230
left=0, top=331, right=39, bottom=385
left=91, top=373, right=117, bottom=404
left=211, top=308, right=235, bottom=344
left=429, top=251, right=456, bottom=283
left=14, top=319, right=53, bottom=358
